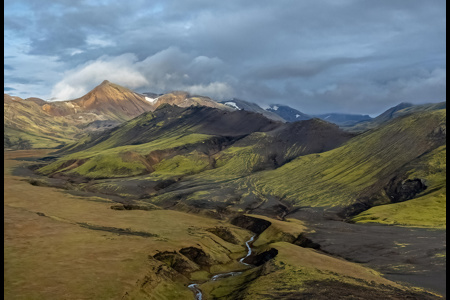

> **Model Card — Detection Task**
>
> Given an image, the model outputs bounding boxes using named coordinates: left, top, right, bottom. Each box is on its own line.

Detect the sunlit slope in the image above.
left=4, top=81, right=155, bottom=149
left=42, top=80, right=154, bottom=122
left=154, top=90, right=233, bottom=111
left=352, top=144, right=446, bottom=228
left=251, top=109, right=446, bottom=209
left=4, top=94, right=81, bottom=148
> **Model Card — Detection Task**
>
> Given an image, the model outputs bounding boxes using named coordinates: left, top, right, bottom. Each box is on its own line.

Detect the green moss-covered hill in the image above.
left=38, top=104, right=352, bottom=180
left=35, top=100, right=446, bottom=229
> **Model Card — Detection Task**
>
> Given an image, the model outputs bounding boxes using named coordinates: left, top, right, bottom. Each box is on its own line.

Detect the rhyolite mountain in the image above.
left=4, top=81, right=158, bottom=149
left=4, top=94, right=83, bottom=149
left=152, top=91, right=232, bottom=111
left=4, top=81, right=233, bottom=149
left=266, top=104, right=312, bottom=122
left=41, top=80, right=154, bottom=121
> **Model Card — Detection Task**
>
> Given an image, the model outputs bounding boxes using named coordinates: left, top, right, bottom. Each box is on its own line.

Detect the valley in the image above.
left=4, top=81, right=446, bottom=299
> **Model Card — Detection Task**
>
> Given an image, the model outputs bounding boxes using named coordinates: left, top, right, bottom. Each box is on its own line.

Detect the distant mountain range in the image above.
left=4, top=80, right=445, bottom=150
left=266, top=104, right=311, bottom=122
left=220, top=99, right=285, bottom=122
left=34, top=90, right=445, bottom=226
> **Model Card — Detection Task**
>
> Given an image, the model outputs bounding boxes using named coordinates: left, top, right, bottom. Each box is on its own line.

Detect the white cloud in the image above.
left=186, top=82, right=234, bottom=99
left=49, top=48, right=233, bottom=101
left=50, top=53, right=148, bottom=100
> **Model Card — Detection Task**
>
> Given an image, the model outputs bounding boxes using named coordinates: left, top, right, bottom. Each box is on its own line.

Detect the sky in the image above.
left=4, top=0, right=446, bottom=115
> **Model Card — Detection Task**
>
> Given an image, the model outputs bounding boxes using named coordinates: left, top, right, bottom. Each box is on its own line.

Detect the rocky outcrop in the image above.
left=110, top=204, right=158, bottom=211
left=153, top=251, right=199, bottom=275
left=293, top=233, right=321, bottom=249
left=385, top=177, right=427, bottom=203
left=206, top=227, right=240, bottom=244
left=179, top=247, right=212, bottom=267
left=244, top=248, right=278, bottom=266
left=230, top=215, right=272, bottom=234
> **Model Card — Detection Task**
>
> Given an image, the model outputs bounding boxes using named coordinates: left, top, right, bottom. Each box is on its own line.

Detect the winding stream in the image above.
left=188, top=234, right=257, bottom=300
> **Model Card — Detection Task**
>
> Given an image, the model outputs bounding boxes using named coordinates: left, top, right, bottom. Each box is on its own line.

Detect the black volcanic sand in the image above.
left=293, top=209, right=446, bottom=296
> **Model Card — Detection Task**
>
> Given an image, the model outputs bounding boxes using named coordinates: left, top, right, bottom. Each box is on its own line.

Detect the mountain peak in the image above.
left=100, top=80, right=111, bottom=85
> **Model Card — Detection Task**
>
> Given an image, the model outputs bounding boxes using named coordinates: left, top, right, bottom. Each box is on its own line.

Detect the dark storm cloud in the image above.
left=4, top=65, right=15, bottom=70
left=4, top=0, right=446, bottom=114
left=249, top=57, right=377, bottom=80
left=4, top=87, right=16, bottom=91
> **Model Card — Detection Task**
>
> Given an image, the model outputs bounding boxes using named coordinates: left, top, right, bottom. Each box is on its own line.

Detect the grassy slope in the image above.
left=36, top=108, right=446, bottom=229
left=352, top=145, right=446, bottom=228
left=5, top=154, right=253, bottom=300
left=5, top=153, right=443, bottom=299
left=38, top=105, right=284, bottom=179
left=38, top=133, right=211, bottom=178
left=4, top=98, right=80, bottom=148
left=346, top=102, right=446, bottom=132
left=248, top=110, right=446, bottom=208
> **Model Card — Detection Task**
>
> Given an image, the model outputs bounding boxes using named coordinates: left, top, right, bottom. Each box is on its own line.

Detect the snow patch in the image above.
left=272, top=105, right=279, bottom=111
left=224, top=101, right=241, bottom=110
left=296, top=114, right=300, bottom=118
left=145, top=96, right=158, bottom=103
left=324, top=115, right=331, bottom=119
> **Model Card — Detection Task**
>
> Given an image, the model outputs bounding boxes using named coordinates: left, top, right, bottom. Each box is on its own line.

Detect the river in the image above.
left=188, top=234, right=257, bottom=300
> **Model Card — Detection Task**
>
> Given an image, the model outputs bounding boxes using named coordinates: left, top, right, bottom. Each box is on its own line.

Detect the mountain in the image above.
left=152, top=91, right=232, bottom=111
left=42, top=80, right=154, bottom=122
left=344, top=101, right=446, bottom=132
left=266, top=104, right=312, bottom=122
left=37, top=105, right=354, bottom=209
left=5, top=81, right=240, bottom=149
left=314, top=113, right=372, bottom=126
left=4, top=81, right=159, bottom=149
left=38, top=104, right=283, bottom=177
left=252, top=109, right=446, bottom=219
left=220, top=98, right=286, bottom=122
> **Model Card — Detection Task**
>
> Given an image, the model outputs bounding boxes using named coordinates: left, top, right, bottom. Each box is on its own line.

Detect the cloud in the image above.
left=50, top=48, right=234, bottom=100
left=86, top=35, right=116, bottom=48
left=4, top=0, right=446, bottom=113
left=186, top=82, right=234, bottom=99
left=249, top=57, right=375, bottom=80
left=50, top=53, right=148, bottom=100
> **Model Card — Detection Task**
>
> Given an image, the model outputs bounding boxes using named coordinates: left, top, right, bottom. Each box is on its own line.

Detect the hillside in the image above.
left=37, top=105, right=283, bottom=179
left=249, top=109, right=446, bottom=216
left=344, top=101, right=446, bottom=132
left=4, top=94, right=81, bottom=149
